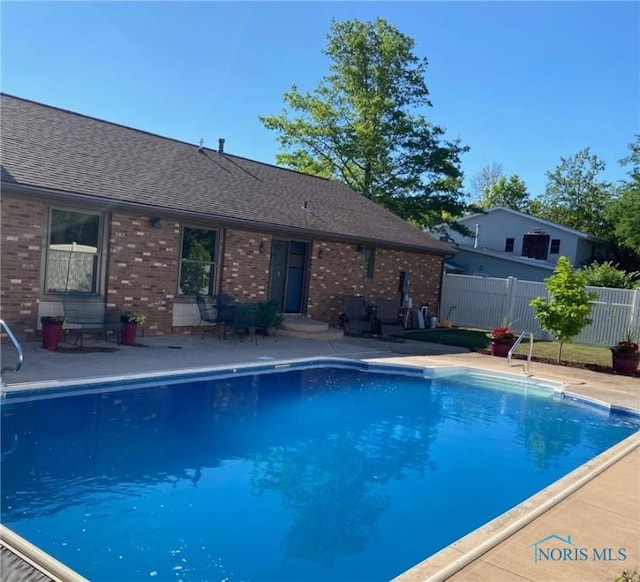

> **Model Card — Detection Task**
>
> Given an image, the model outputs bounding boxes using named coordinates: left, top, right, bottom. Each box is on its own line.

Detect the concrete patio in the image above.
left=1, top=333, right=638, bottom=581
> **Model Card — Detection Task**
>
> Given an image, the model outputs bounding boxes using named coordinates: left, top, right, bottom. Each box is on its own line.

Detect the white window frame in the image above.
left=44, top=207, right=104, bottom=294
left=178, top=226, right=219, bottom=296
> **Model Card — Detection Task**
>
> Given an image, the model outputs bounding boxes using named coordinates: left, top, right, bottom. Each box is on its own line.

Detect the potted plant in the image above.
left=41, top=315, right=65, bottom=350
left=611, top=330, right=639, bottom=375
left=120, top=311, right=146, bottom=346
left=256, top=300, right=285, bottom=337
left=487, top=325, right=516, bottom=357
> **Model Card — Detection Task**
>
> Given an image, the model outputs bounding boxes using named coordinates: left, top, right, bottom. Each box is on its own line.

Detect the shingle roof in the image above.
left=0, top=94, right=453, bottom=254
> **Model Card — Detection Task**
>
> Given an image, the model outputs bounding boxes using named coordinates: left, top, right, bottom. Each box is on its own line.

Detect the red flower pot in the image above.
left=42, top=321, right=63, bottom=350
left=121, top=321, right=138, bottom=346
left=612, top=351, right=639, bottom=375
left=489, top=338, right=515, bottom=358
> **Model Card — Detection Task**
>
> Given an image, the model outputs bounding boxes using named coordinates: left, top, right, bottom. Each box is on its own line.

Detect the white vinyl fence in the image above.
left=439, top=274, right=640, bottom=347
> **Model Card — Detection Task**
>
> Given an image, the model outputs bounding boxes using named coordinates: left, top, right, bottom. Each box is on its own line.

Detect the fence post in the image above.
left=629, top=289, right=640, bottom=333
left=503, top=276, right=517, bottom=325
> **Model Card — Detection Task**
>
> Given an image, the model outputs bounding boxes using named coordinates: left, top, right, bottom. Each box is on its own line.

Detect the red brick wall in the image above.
left=220, top=230, right=271, bottom=300
left=307, top=241, right=443, bottom=326
left=0, top=197, right=45, bottom=336
left=1, top=195, right=444, bottom=338
left=107, top=213, right=181, bottom=335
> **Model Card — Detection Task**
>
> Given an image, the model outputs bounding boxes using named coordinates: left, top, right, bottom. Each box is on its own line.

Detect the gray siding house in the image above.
left=440, top=206, right=609, bottom=282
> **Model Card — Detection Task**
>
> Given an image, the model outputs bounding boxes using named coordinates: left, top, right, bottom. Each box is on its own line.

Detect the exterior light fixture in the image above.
left=150, top=217, right=164, bottom=229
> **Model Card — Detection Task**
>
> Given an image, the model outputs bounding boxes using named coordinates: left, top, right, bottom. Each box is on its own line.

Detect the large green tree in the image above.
left=530, top=147, right=614, bottom=237
left=259, top=18, right=469, bottom=228
left=607, top=135, right=640, bottom=256
left=477, top=174, right=530, bottom=212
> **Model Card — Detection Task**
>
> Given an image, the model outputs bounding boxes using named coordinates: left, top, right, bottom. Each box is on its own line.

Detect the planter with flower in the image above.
left=41, top=315, right=65, bottom=350
left=611, top=331, right=639, bottom=375
left=120, top=311, right=146, bottom=346
left=487, top=326, right=516, bottom=357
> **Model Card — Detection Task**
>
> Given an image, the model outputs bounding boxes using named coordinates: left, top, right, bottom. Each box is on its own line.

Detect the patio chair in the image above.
left=375, top=298, right=406, bottom=340
left=62, top=294, right=120, bottom=347
left=213, top=294, right=238, bottom=339
left=340, top=295, right=373, bottom=335
left=196, top=295, right=219, bottom=339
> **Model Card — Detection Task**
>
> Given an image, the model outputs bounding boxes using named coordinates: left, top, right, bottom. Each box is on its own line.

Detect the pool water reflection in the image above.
left=1, top=365, right=638, bottom=581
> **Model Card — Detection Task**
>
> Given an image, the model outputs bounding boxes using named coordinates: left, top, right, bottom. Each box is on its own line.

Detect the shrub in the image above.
left=581, top=260, right=640, bottom=289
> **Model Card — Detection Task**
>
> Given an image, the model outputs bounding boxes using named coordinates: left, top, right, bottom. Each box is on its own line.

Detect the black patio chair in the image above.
left=375, top=298, right=406, bottom=341
left=62, top=294, right=120, bottom=347
left=339, top=295, right=373, bottom=335
left=213, top=294, right=238, bottom=339
left=196, top=295, right=219, bottom=339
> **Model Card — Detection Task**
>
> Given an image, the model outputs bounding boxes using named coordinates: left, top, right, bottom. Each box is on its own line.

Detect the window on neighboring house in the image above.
left=505, top=237, right=515, bottom=252
left=45, top=208, right=102, bottom=293
left=179, top=227, right=218, bottom=295
left=360, top=246, right=375, bottom=279
left=522, top=232, right=550, bottom=260
left=550, top=239, right=561, bottom=254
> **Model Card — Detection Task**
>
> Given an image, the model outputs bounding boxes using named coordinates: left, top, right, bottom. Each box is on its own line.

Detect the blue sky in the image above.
left=2, top=1, right=638, bottom=199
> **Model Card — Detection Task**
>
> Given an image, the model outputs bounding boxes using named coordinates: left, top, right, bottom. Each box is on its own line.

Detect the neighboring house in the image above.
left=438, top=206, right=609, bottom=282
left=0, top=94, right=454, bottom=339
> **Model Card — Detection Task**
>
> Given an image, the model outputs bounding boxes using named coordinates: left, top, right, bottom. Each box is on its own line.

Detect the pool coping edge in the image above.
left=0, top=524, right=89, bottom=582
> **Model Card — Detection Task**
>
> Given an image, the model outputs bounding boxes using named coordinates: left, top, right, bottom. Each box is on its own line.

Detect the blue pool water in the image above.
left=1, top=361, right=638, bottom=582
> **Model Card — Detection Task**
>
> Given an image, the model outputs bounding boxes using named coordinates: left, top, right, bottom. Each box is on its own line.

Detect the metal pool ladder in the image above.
left=1, top=319, right=24, bottom=386
left=508, top=330, right=534, bottom=374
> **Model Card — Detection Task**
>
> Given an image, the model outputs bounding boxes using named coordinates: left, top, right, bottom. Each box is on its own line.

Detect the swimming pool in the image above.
left=1, top=359, right=638, bottom=581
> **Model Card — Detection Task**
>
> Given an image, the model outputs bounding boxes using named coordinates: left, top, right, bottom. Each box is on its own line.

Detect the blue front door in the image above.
left=268, top=240, right=308, bottom=313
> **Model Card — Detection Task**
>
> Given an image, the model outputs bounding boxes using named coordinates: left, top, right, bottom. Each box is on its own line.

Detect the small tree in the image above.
left=530, top=256, right=597, bottom=362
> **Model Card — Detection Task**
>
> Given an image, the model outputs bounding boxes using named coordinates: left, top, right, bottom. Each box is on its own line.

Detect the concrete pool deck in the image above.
left=1, top=333, right=638, bottom=581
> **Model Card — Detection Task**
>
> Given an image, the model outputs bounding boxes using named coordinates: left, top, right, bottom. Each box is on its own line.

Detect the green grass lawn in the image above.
left=405, top=328, right=613, bottom=367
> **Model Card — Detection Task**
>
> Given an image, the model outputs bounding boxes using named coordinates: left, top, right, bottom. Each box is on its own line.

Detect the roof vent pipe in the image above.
left=474, top=223, right=480, bottom=249
left=218, top=138, right=225, bottom=154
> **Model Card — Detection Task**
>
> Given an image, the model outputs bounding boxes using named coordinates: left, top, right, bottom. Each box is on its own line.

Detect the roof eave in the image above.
left=2, top=181, right=452, bottom=256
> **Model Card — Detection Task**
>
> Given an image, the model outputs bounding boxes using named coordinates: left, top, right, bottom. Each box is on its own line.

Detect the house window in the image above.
left=505, top=237, right=515, bottom=253
left=45, top=208, right=102, bottom=293
left=550, top=239, right=561, bottom=254
left=522, top=232, right=550, bottom=260
left=360, top=247, right=375, bottom=279
left=179, top=227, right=218, bottom=295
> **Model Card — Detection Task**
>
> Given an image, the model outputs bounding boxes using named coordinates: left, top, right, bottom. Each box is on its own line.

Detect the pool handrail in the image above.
left=508, top=330, right=534, bottom=373
left=0, top=319, right=24, bottom=385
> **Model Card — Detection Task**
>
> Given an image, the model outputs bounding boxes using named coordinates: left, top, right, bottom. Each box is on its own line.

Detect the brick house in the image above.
left=1, top=94, right=454, bottom=340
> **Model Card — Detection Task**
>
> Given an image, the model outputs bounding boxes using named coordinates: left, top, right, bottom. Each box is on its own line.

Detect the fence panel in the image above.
left=440, top=275, right=511, bottom=330
left=576, top=287, right=638, bottom=346
left=509, top=279, right=549, bottom=338
left=440, top=274, right=638, bottom=347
